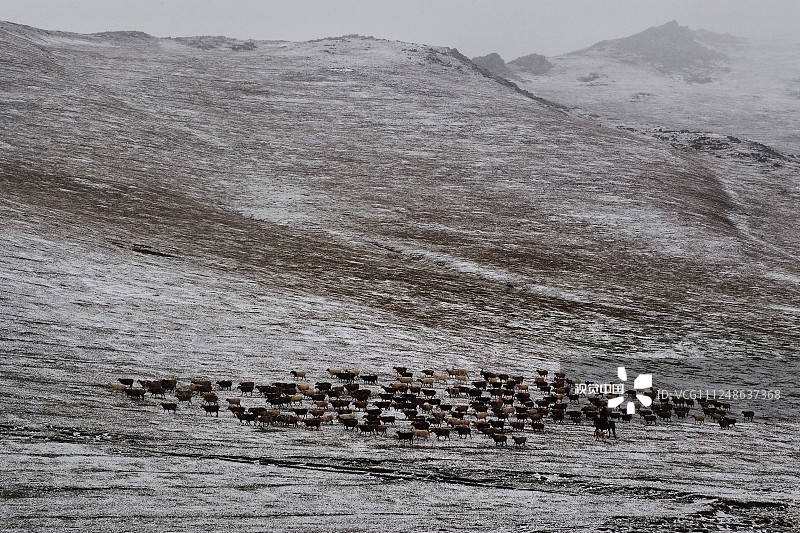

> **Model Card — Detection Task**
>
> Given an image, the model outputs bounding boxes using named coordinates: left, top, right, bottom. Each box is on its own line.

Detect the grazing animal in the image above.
left=693, top=414, right=705, bottom=424
left=357, top=424, right=375, bottom=435
left=531, top=422, right=545, bottom=433
left=456, top=426, right=472, bottom=438
left=175, top=390, right=193, bottom=403
left=238, top=382, right=255, bottom=396
left=202, top=393, right=219, bottom=404
left=361, top=374, right=378, bottom=384
left=160, top=402, right=177, bottom=414
left=226, top=398, right=241, bottom=406
left=742, top=410, right=754, bottom=422
left=124, top=388, right=146, bottom=400
left=719, top=418, right=736, bottom=429
left=304, top=418, right=321, bottom=430
left=513, top=436, right=527, bottom=447
left=202, top=404, right=220, bottom=417
left=431, top=428, right=451, bottom=440
left=109, top=383, right=127, bottom=393
left=491, top=434, right=507, bottom=446
left=594, top=429, right=605, bottom=441
left=398, top=430, right=414, bottom=445
left=216, top=380, right=232, bottom=390
left=290, top=370, right=307, bottom=380
left=412, top=429, right=429, bottom=441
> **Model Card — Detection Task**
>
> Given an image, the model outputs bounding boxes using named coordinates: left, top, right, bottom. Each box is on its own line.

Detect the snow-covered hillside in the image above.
left=500, top=21, right=800, bottom=155
left=1, top=21, right=798, bottom=532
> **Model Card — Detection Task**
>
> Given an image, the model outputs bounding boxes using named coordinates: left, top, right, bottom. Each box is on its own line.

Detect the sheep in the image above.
left=216, top=380, right=232, bottom=391
left=118, top=378, right=134, bottom=387
left=160, top=402, right=177, bottom=414
left=742, top=410, right=754, bottom=422
left=109, top=383, right=127, bottom=393
left=237, top=382, right=255, bottom=396
left=512, top=436, right=527, bottom=447
left=290, top=370, right=307, bottom=380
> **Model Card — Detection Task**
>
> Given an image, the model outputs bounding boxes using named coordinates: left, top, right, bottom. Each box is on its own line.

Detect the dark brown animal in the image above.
left=431, top=428, right=450, bottom=440
left=398, top=430, right=414, bottom=445
left=742, top=410, right=754, bottom=422
left=491, top=434, right=507, bottom=446
left=160, top=402, right=177, bottom=414
left=124, top=388, right=146, bottom=400
left=202, top=404, right=220, bottom=417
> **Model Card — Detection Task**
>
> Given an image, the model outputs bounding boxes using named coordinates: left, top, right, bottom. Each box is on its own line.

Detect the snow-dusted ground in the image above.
left=1, top=22, right=799, bottom=532
left=513, top=34, right=800, bottom=156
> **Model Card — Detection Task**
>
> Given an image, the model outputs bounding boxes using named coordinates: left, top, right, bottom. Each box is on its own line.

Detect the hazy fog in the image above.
left=3, top=0, right=799, bottom=58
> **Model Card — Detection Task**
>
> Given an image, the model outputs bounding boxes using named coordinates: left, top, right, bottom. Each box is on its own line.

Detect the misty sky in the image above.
left=2, top=0, right=799, bottom=59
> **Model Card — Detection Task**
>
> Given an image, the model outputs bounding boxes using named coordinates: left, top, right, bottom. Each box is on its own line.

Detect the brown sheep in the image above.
left=742, top=410, right=754, bottom=422
left=160, top=402, right=177, bottom=414
left=512, top=436, right=527, bottom=447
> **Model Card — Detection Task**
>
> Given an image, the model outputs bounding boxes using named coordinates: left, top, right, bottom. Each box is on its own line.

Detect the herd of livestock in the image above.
left=111, top=366, right=755, bottom=446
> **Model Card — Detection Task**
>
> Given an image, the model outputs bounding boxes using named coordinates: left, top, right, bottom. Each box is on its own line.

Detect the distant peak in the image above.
left=578, top=20, right=727, bottom=78
left=471, top=53, right=513, bottom=78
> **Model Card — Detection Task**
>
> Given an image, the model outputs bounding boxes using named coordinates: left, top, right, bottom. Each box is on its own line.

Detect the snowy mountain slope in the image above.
left=1, top=21, right=799, bottom=532
left=505, top=21, right=800, bottom=155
